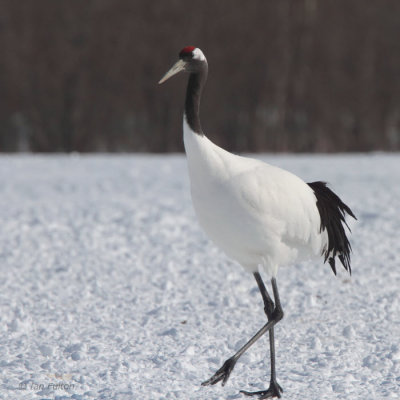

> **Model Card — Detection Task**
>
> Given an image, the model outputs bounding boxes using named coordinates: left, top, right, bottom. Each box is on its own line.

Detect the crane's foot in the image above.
left=201, top=356, right=237, bottom=387
left=240, top=380, right=283, bottom=399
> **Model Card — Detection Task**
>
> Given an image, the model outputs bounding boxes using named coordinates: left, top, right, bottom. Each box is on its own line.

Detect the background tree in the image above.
left=0, top=0, right=400, bottom=152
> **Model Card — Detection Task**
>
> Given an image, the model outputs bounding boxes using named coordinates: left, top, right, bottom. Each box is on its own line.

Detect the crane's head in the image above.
left=159, top=46, right=207, bottom=84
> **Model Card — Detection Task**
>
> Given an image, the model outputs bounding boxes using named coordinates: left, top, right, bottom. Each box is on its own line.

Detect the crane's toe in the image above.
left=240, top=380, right=283, bottom=399
left=201, top=356, right=237, bottom=387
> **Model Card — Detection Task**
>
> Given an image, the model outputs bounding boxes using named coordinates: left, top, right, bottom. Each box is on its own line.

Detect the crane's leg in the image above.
left=202, top=275, right=284, bottom=400
left=240, top=274, right=283, bottom=398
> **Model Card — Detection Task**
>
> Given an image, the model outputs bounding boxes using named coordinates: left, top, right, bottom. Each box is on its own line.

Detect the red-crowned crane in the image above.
left=159, top=46, right=356, bottom=399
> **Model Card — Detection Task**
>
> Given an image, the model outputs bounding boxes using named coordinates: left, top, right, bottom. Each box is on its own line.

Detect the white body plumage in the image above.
left=183, top=118, right=327, bottom=277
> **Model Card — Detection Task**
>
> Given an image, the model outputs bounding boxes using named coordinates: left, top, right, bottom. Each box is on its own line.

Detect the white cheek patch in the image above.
left=192, top=48, right=205, bottom=61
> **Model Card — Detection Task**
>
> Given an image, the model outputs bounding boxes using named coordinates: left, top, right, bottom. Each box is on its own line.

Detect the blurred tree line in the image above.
left=1, top=0, right=400, bottom=153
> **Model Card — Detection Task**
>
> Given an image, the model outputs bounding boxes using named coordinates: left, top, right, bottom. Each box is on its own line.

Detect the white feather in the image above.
left=183, top=117, right=327, bottom=277
left=192, top=48, right=206, bottom=61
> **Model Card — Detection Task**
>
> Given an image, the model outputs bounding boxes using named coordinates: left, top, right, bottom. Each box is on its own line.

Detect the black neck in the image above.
left=184, top=62, right=208, bottom=135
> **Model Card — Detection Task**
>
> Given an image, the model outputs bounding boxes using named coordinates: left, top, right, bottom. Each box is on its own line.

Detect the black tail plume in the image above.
left=307, top=181, right=356, bottom=275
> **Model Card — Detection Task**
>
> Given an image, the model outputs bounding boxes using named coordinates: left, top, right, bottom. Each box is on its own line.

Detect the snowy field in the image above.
left=0, top=153, right=399, bottom=400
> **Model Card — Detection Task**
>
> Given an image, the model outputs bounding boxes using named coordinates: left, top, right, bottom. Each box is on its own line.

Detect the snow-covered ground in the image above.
left=0, top=153, right=399, bottom=400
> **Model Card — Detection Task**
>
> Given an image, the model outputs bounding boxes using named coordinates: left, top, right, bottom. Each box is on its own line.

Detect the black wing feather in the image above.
left=307, top=181, right=356, bottom=275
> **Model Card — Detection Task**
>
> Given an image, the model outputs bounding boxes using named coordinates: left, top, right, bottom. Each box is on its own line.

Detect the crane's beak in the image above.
left=158, top=59, right=186, bottom=84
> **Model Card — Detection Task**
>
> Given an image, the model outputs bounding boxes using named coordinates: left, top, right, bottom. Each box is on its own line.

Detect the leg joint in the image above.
left=272, top=307, right=284, bottom=322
